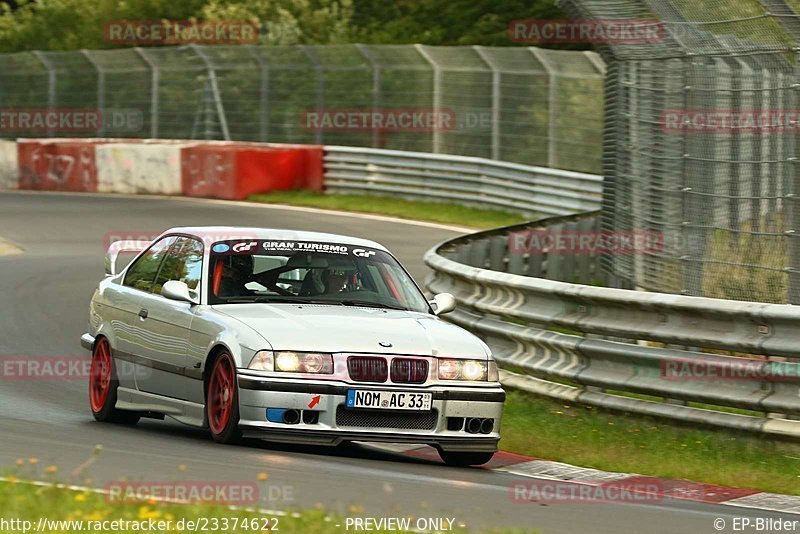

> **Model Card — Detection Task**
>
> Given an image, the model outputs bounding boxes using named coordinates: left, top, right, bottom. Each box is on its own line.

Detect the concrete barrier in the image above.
left=0, top=140, right=18, bottom=189
left=4, top=138, right=325, bottom=198
left=96, top=143, right=185, bottom=195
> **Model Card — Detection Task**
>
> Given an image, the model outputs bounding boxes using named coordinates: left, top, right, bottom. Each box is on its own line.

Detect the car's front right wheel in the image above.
left=438, top=450, right=495, bottom=467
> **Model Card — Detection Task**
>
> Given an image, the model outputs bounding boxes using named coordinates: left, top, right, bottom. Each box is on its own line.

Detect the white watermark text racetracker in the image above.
left=0, top=517, right=279, bottom=532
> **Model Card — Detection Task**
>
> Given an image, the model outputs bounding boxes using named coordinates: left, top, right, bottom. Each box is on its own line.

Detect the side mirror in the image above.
left=105, top=240, right=151, bottom=276
left=430, top=293, right=456, bottom=315
left=162, top=280, right=198, bottom=305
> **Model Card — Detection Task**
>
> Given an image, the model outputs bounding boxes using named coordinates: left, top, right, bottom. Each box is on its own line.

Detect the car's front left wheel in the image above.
left=206, top=352, right=243, bottom=444
left=89, top=337, right=140, bottom=425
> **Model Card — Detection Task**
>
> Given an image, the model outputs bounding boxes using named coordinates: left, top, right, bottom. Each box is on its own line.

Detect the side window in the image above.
left=123, top=237, right=177, bottom=293
left=154, top=237, right=204, bottom=295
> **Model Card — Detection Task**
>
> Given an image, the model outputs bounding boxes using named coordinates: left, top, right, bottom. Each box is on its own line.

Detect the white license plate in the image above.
left=346, top=390, right=432, bottom=411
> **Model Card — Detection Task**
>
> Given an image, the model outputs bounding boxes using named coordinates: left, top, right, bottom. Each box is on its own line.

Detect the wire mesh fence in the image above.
left=0, top=44, right=605, bottom=174
left=558, top=0, right=800, bottom=304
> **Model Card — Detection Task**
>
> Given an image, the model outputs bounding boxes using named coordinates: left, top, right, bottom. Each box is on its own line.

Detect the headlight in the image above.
left=248, top=351, right=334, bottom=374
left=276, top=351, right=333, bottom=374
left=275, top=351, right=300, bottom=372
left=437, top=359, right=491, bottom=381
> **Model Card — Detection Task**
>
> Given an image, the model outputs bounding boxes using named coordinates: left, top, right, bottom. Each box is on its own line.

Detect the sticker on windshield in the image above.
left=353, top=248, right=376, bottom=258
left=214, top=240, right=381, bottom=257
left=260, top=241, right=352, bottom=255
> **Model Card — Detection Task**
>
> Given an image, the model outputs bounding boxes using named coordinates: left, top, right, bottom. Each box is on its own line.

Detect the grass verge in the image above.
left=0, top=479, right=330, bottom=533
left=499, top=389, right=800, bottom=496
left=249, top=191, right=529, bottom=229
left=0, top=479, right=537, bottom=534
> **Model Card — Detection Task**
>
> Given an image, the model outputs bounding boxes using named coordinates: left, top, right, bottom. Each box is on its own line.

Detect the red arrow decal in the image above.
left=308, top=395, right=321, bottom=409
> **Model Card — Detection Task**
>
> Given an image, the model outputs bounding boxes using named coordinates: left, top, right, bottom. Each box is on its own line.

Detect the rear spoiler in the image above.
left=105, top=240, right=151, bottom=276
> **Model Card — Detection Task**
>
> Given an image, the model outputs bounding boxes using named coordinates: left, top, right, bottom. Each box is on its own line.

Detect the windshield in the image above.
left=208, top=240, right=431, bottom=313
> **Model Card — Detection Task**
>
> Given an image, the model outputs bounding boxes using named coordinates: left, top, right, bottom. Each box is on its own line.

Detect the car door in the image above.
left=109, top=235, right=177, bottom=390
left=133, top=236, right=204, bottom=400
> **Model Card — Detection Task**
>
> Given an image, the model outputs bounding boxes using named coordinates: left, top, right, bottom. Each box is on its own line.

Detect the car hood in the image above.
left=213, top=303, right=489, bottom=359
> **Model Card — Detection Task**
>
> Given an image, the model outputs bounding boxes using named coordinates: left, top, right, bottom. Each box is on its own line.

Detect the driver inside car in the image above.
left=215, top=255, right=254, bottom=297
left=321, top=268, right=349, bottom=294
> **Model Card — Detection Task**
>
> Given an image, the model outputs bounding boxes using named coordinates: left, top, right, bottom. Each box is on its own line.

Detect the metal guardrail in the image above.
left=323, top=146, right=603, bottom=217
left=424, top=211, right=800, bottom=438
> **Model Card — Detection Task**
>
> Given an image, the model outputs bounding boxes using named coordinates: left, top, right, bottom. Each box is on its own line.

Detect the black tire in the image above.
left=206, top=352, right=243, bottom=445
left=89, top=338, right=140, bottom=425
left=438, top=450, right=495, bottom=467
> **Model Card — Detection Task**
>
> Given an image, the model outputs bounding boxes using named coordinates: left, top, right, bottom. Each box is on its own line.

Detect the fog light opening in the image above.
left=446, top=417, right=464, bottom=431
left=283, top=409, right=301, bottom=425
left=302, top=410, right=320, bottom=424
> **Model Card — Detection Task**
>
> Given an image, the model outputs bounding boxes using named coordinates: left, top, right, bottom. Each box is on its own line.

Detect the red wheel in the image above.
left=90, top=339, right=112, bottom=413
left=207, top=353, right=242, bottom=444
left=88, top=338, right=140, bottom=425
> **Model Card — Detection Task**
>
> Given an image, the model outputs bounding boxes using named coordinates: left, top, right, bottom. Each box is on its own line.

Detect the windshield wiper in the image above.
left=339, top=300, right=407, bottom=311
left=220, top=296, right=407, bottom=310
left=220, top=296, right=302, bottom=304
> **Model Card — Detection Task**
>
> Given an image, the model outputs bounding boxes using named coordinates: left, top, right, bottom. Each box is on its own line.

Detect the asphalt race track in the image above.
left=0, top=191, right=794, bottom=533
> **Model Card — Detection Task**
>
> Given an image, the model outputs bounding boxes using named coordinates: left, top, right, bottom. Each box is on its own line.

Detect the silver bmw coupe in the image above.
left=82, top=227, right=505, bottom=466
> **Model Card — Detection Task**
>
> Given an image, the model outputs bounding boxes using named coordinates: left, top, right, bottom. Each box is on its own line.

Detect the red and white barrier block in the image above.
left=0, top=140, right=17, bottom=189
left=2, top=138, right=324, bottom=199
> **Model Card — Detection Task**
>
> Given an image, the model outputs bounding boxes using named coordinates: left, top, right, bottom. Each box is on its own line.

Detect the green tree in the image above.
left=0, top=0, right=572, bottom=53
left=351, top=0, right=576, bottom=48
left=201, top=0, right=355, bottom=45
left=0, top=0, right=207, bottom=51
left=0, top=0, right=356, bottom=52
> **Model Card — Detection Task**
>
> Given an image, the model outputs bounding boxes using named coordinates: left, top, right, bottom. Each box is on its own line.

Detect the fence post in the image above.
left=192, top=44, right=231, bottom=141
left=247, top=45, right=269, bottom=142
left=414, top=44, right=442, bottom=154
left=787, top=57, right=800, bottom=304
left=355, top=44, right=382, bottom=149
left=300, top=45, right=324, bottom=145
left=789, top=73, right=800, bottom=304
left=32, top=51, right=56, bottom=138
left=473, top=46, right=500, bottom=161
left=134, top=47, right=159, bottom=139
left=529, top=48, right=557, bottom=168
left=81, top=50, right=105, bottom=137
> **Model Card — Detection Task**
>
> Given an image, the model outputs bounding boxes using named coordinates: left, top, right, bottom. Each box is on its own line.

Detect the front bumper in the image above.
left=237, top=372, right=505, bottom=453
